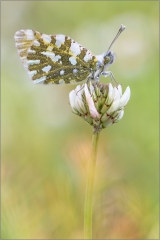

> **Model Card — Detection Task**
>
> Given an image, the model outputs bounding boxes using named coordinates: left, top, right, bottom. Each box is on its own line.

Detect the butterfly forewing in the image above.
left=14, top=29, right=98, bottom=84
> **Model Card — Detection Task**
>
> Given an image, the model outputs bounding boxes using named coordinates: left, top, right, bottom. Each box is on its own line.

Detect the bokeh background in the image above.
left=1, top=1, right=159, bottom=239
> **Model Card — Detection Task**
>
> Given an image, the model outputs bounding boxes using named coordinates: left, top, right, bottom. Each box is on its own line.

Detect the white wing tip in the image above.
left=14, top=29, right=35, bottom=41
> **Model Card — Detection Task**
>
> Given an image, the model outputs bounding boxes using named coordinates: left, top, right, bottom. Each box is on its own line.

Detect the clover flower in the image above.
left=69, top=82, right=131, bottom=133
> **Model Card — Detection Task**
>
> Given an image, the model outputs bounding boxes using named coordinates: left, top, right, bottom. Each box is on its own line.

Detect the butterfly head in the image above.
left=104, top=50, right=116, bottom=67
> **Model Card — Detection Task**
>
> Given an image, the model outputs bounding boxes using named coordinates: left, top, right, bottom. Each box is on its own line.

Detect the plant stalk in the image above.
left=84, top=132, right=100, bottom=239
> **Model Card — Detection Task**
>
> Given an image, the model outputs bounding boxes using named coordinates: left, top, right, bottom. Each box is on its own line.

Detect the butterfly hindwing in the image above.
left=14, top=29, right=98, bottom=84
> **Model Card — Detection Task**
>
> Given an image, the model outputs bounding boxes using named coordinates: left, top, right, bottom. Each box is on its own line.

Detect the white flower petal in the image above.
left=76, top=96, right=86, bottom=113
left=119, top=86, right=131, bottom=108
left=75, top=85, right=83, bottom=99
left=84, top=84, right=100, bottom=120
left=69, top=90, right=77, bottom=109
left=69, top=85, right=87, bottom=114
left=107, top=99, right=120, bottom=114
left=89, top=81, right=95, bottom=96
left=113, top=85, right=122, bottom=102
left=115, top=109, right=124, bottom=121
left=107, top=83, right=114, bottom=105
left=117, top=84, right=122, bottom=96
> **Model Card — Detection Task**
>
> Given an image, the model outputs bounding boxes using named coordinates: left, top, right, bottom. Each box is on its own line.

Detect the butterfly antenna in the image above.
left=107, top=24, right=125, bottom=52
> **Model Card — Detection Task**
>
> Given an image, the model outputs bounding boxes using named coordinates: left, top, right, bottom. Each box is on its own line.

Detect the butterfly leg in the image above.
left=75, top=75, right=92, bottom=96
left=101, top=71, right=120, bottom=86
left=85, top=76, right=98, bottom=96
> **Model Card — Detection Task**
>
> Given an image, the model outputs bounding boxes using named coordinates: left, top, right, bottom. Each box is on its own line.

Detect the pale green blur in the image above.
left=2, top=1, right=158, bottom=238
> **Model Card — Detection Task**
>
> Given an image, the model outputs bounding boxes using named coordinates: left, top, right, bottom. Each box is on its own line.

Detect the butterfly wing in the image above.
left=14, top=29, right=98, bottom=84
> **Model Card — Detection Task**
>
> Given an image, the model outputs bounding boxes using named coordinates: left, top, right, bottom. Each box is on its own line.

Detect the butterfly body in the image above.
left=14, top=27, right=124, bottom=85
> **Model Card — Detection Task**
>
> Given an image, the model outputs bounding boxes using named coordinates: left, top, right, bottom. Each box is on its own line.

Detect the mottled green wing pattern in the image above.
left=14, top=29, right=98, bottom=84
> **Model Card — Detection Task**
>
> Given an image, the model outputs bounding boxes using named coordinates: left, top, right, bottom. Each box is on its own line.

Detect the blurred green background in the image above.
left=1, top=1, right=159, bottom=239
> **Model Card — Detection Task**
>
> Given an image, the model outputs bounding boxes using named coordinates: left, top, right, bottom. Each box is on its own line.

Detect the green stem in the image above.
left=84, top=132, right=100, bottom=239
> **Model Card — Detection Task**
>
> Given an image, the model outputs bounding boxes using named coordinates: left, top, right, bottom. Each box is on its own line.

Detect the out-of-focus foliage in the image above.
left=1, top=1, right=158, bottom=239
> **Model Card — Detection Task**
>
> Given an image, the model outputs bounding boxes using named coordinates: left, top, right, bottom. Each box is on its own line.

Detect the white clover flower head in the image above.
left=69, top=82, right=131, bottom=133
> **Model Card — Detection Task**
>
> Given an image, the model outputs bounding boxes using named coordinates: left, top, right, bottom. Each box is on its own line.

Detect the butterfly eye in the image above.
left=104, top=56, right=110, bottom=64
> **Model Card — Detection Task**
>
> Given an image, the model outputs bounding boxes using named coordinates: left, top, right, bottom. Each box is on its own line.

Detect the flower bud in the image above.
left=69, top=82, right=131, bottom=133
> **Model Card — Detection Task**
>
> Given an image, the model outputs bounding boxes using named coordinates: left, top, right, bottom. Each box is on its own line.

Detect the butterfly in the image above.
left=14, top=24, right=125, bottom=85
